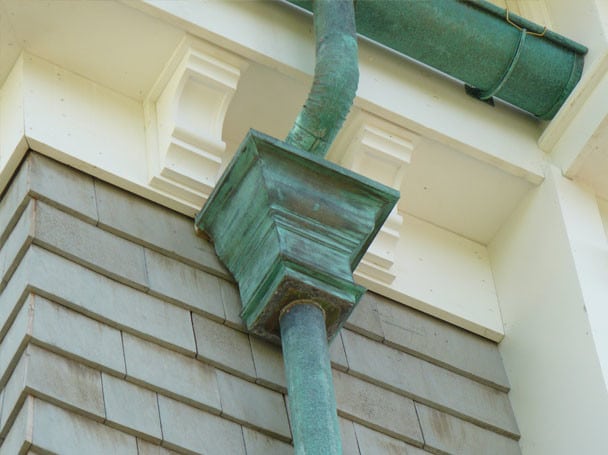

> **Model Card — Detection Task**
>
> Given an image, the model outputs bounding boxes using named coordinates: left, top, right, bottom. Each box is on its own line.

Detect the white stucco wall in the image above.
left=490, top=167, right=608, bottom=455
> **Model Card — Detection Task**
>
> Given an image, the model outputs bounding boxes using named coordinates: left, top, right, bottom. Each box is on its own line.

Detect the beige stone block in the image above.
left=192, top=314, right=256, bottom=379
left=18, top=246, right=196, bottom=355
left=0, top=395, right=32, bottom=454
left=376, top=295, right=510, bottom=390
left=94, top=180, right=228, bottom=278
left=28, top=153, right=98, bottom=224
left=354, top=422, right=428, bottom=455
left=0, top=159, right=30, bottom=248
left=137, top=439, right=181, bottom=455
left=242, top=427, right=293, bottom=455
left=0, top=295, right=126, bottom=394
left=158, top=395, right=245, bottom=455
left=30, top=295, right=126, bottom=374
left=333, top=370, right=423, bottom=445
left=0, top=199, right=34, bottom=289
left=0, top=296, right=33, bottom=388
left=145, top=249, right=224, bottom=320
left=344, top=293, right=385, bottom=341
left=1, top=345, right=105, bottom=433
left=31, top=398, right=137, bottom=454
left=219, top=279, right=245, bottom=330
left=342, top=329, right=519, bottom=437
left=329, top=331, right=348, bottom=371
left=102, top=373, right=162, bottom=442
left=123, top=333, right=220, bottom=413
left=34, top=201, right=148, bottom=290
left=0, top=250, right=30, bottom=341
left=216, top=370, right=290, bottom=440
left=416, top=403, right=521, bottom=455
left=1, top=151, right=98, bottom=255
left=250, top=336, right=287, bottom=392
left=0, top=346, right=28, bottom=433
left=339, top=418, right=360, bottom=455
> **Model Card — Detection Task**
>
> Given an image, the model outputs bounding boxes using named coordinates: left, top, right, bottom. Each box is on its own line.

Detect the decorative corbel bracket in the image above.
left=329, top=110, right=419, bottom=284
left=145, top=36, right=247, bottom=207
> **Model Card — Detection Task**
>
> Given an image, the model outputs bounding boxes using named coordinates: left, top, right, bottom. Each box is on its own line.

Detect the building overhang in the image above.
left=1, top=0, right=607, bottom=342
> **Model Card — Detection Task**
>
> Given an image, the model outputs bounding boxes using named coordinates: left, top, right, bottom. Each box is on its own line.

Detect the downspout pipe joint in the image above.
left=286, top=0, right=359, bottom=156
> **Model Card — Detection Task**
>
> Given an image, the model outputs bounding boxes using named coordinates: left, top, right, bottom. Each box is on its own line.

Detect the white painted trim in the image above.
left=129, top=0, right=547, bottom=185
left=144, top=36, right=247, bottom=206
left=540, top=51, right=608, bottom=175
left=0, top=51, right=506, bottom=341
left=330, top=109, right=418, bottom=285
left=490, top=166, right=608, bottom=454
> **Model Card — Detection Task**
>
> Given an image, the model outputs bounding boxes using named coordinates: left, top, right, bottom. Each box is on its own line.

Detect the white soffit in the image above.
left=223, top=61, right=536, bottom=244
left=0, top=0, right=183, bottom=100
left=0, top=1, right=21, bottom=84
left=399, top=136, right=534, bottom=244
left=0, top=0, right=544, bottom=246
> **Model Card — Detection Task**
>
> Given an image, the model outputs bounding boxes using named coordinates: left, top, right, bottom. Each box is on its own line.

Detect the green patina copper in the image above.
left=196, top=2, right=381, bottom=452
left=195, top=130, right=398, bottom=344
left=286, top=0, right=358, bottom=156
left=288, top=0, right=587, bottom=119
left=280, top=302, right=341, bottom=455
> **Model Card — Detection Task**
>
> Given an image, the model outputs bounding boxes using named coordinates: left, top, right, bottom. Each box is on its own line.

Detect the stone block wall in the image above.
left=0, top=152, right=521, bottom=454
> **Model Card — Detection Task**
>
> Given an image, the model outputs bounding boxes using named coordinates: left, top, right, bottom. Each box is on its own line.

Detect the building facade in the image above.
left=0, top=1, right=607, bottom=454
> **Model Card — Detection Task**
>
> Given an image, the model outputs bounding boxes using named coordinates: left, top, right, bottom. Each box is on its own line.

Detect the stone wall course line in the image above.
left=330, top=331, right=349, bottom=372
left=157, top=395, right=246, bottom=455
left=342, top=329, right=520, bottom=439
left=26, top=153, right=99, bottom=225
left=219, top=279, right=246, bottom=331
left=93, top=180, right=229, bottom=280
left=0, top=395, right=33, bottom=455
left=0, top=295, right=126, bottom=392
left=0, top=345, right=106, bottom=439
left=192, top=314, right=257, bottom=381
left=0, top=199, right=34, bottom=294
left=145, top=249, right=224, bottom=323
left=249, top=336, right=287, bottom=393
left=33, top=200, right=149, bottom=292
left=339, top=417, right=361, bottom=455
left=101, top=373, right=163, bottom=444
left=344, top=293, right=385, bottom=342
left=416, top=402, right=522, bottom=455
left=242, top=426, right=293, bottom=455
left=0, top=245, right=197, bottom=356
left=137, top=438, right=184, bottom=455
left=216, top=370, right=291, bottom=441
left=2, top=397, right=138, bottom=455
left=374, top=293, right=510, bottom=391
left=354, top=422, right=430, bottom=455
left=122, top=333, right=222, bottom=415
left=334, top=370, right=424, bottom=447
left=0, top=155, right=31, bottom=248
